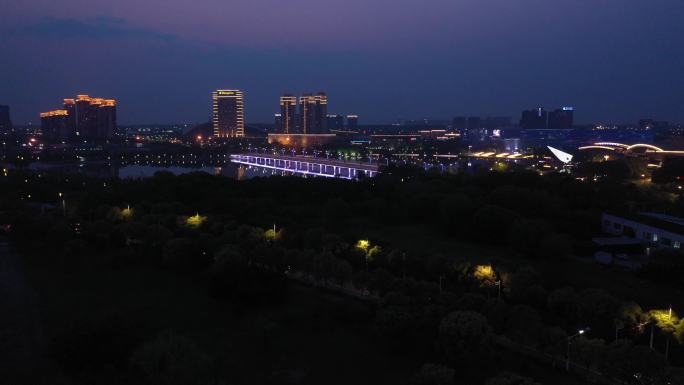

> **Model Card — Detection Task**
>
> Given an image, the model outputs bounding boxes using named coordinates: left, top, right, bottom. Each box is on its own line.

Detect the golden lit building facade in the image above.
left=41, top=94, right=117, bottom=142
left=212, top=89, right=245, bottom=138
left=40, top=110, right=70, bottom=142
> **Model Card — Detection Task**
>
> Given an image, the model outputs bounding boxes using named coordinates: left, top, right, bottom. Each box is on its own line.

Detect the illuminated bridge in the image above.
left=578, top=142, right=684, bottom=157
left=230, top=154, right=381, bottom=179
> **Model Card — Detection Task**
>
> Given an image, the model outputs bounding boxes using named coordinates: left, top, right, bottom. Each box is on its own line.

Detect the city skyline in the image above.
left=1, top=0, right=683, bottom=125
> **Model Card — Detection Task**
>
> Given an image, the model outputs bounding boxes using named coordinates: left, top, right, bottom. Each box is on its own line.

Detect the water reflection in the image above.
left=17, top=161, right=300, bottom=180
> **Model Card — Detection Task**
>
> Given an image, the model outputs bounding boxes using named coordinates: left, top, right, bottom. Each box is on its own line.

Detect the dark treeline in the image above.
left=2, top=166, right=684, bottom=384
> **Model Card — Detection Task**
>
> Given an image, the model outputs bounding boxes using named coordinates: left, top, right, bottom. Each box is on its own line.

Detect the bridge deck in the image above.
left=230, top=153, right=380, bottom=179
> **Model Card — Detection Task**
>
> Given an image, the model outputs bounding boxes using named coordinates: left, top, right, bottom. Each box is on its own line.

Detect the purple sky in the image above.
left=2, top=0, right=683, bottom=125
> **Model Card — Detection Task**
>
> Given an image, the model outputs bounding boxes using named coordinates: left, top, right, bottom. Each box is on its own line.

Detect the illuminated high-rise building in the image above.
left=96, top=99, right=117, bottom=138
left=212, top=89, right=245, bottom=138
left=299, top=92, right=328, bottom=134
left=75, top=94, right=97, bottom=137
left=299, top=94, right=315, bottom=134
left=41, top=94, right=117, bottom=142
left=0, top=105, right=11, bottom=134
left=314, top=93, right=328, bottom=133
left=279, top=94, right=297, bottom=133
left=40, top=110, right=71, bottom=142
left=63, top=99, right=76, bottom=135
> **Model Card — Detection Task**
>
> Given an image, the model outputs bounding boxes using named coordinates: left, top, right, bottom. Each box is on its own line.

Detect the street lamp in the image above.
left=566, top=328, right=589, bottom=372
left=58, top=192, right=66, bottom=216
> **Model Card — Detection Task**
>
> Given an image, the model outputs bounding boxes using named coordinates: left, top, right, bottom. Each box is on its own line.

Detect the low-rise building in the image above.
left=602, top=212, right=684, bottom=250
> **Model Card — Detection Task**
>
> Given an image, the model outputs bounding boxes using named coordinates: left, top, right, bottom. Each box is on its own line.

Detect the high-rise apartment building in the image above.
left=40, top=110, right=71, bottom=142
left=212, top=89, right=245, bottom=138
left=299, top=93, right=328, bottom=134
left=40, top=94, right=117, bottom=142
left=279, top=94, right=297, bottom=133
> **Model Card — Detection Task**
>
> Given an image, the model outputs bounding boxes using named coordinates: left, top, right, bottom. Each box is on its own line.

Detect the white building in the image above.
left=602, top=212, right=684, bottom=250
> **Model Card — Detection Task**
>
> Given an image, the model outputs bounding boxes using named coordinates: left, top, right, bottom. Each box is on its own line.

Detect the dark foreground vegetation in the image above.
left=2, top=166, right=684, bottom=384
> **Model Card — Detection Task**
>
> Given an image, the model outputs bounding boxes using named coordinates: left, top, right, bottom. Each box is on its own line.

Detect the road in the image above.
left=0, top=236, right=45, bottom=383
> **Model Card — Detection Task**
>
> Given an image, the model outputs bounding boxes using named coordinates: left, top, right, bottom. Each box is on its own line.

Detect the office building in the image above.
left=327, top=114, right=345, bottom=130
left=346, top=114, right=359, bottom=130
left=279, top=95, right=297, bottom=134
left=212, top=89, right=245, bottom=138
left=40, top=94, right=117, bottom=142
left=0, top=105, right=11, bottom=134
left=548, top=107, right=574, bottom=130
left=520, top=107, right=548, bottom=130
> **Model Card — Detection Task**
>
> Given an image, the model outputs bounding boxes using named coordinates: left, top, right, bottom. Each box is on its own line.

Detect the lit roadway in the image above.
left=230, top=153, right=380, bottom=179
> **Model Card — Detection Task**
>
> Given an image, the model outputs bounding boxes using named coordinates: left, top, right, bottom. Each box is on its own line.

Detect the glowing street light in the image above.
left=566, top=328, right=589, bottom=372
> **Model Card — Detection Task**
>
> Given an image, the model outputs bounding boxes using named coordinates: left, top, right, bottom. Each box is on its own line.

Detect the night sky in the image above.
left=2, top=0, right=683, bottom=125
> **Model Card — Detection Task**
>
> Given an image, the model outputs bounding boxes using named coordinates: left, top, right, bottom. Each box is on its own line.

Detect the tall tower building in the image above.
left=299, top=94, right=315, bottom=134
left=97, top=99, right=117, bottom=139
left=63, top=99, right=76, bottom=135
left=313, top=93, right=328, bottom=133
left=279, top=94, right=297, bottom=134
left=520, top=107, right=548, bottom=129
left=75, top=94, right=101, bottom=138
left=212, top=89, right=245, bottom=138
left=0, top=105, right=11, bottom=134
left=548, top=107, right=574, bottom=129
left=41, top=95, right=116, bottom=142
left=299, top=92, right=328, bottom=134
left=40, top=110, right=70, bottom=142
